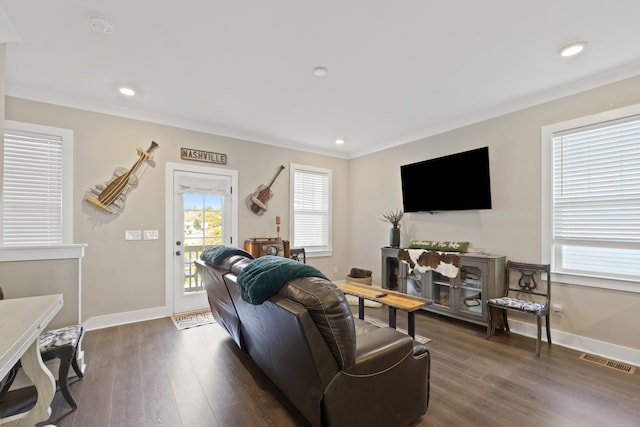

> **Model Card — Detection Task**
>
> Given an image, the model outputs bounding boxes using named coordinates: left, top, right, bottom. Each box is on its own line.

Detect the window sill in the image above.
left=552, top=271, right=640, bottom=294
left=0, top=244, right=87, bottom=262
left=305, top=249, right=333, bottom=258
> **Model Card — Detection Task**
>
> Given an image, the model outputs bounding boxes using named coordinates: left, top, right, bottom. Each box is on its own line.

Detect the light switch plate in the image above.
left=125, top=230, right=142, bottom=240
left=143, top=229, right=159, bottom=240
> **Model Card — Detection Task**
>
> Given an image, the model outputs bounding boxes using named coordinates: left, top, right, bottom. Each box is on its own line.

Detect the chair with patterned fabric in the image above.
left=486, top=262, right=551, bottom=357
left=38, top=324, right=84, bottom=409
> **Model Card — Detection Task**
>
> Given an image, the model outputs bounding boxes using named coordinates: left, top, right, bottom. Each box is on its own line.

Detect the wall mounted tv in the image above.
left=400, top=146, right=492, bottom=213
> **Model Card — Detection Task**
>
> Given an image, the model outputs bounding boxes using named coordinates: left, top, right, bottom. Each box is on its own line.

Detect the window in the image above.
left=1, top=121, right=73, bottom=245
left=290, top=163, right=332, bottom=256
left=542, top=104, right=640, bottom=291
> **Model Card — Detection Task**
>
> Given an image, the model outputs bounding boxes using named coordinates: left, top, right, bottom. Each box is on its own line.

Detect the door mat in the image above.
left=170, top=310, right=216, bottom=330
left=364, top=316, right=431, bottom=344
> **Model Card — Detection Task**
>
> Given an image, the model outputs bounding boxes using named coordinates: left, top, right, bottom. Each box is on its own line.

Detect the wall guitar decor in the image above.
left=247, top=165, right=285, bottom=215
left=85, top=141, right=159, bottom=214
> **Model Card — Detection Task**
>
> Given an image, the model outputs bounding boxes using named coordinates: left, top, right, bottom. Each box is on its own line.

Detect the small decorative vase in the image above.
left=390, top=224, right=401, bottom=248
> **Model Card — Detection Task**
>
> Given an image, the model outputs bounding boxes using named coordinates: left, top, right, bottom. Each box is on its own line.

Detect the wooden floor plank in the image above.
left=37, top=307, right=639, bottom=427
left=138, top=322, right=183, bottom=427
left=110, top=323, right=146, bottom=427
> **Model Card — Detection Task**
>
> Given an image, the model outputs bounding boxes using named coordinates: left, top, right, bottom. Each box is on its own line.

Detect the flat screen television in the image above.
left=400, top=146, right=492, bottom=212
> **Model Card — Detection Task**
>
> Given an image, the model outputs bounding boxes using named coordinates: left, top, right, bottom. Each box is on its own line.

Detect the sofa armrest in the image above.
left=346, top=327, right=418, bottom=376
left=323, top=326, right=430, bottom=427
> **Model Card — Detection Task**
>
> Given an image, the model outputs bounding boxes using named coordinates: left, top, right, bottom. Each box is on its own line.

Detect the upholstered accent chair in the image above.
left=38, top=324, right=84, bottom=409
left=486, top=262, right=551, bottom=357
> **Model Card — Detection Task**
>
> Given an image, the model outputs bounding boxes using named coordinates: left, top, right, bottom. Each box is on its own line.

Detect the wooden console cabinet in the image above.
left=381, top=247, right=505, bottom=326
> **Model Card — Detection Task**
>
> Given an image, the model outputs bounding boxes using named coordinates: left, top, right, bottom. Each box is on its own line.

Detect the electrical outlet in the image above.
left=333, top=266, right=339, bottom=273
left=552, top=303, right=563, bottom=313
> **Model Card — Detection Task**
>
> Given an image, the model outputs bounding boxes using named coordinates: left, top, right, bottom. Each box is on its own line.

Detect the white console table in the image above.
left=0, top=294, right=63, bottom=426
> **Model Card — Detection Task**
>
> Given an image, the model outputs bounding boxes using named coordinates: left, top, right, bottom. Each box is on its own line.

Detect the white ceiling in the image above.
left=2, top=1, right=640, bottom=159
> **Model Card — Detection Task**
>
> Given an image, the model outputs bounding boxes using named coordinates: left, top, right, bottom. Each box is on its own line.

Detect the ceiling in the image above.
left=2, top=1, right=640, bottom=159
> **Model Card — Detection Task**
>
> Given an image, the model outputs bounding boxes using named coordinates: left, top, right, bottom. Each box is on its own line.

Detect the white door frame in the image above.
left=165, top=162, right=238, bottom=315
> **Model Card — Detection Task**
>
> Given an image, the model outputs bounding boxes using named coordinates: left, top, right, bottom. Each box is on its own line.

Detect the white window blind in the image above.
left=552, top=114, right=640, bottom=280
left=290, top=164, right=332, bottom=255
left=2, top=126, right=69, bottom=245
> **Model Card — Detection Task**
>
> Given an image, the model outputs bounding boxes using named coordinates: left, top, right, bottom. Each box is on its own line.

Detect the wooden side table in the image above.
left=339, top=282, right=432, bottom=339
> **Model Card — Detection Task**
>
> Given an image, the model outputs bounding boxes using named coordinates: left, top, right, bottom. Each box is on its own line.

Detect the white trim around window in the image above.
left=289, top=163, right=332, bottom=257
left=541, top=103, right=640, bottom=294
left=1, top=121, right=74, bottom=255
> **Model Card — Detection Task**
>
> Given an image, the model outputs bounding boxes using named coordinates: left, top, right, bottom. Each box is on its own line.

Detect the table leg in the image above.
left=388, top=307, right=397, bottom=329
left=2, top=340, right=56, bottom=427
left=407, top=312, right=416, bottom=339
left=358, top=297, right=365, bottom=320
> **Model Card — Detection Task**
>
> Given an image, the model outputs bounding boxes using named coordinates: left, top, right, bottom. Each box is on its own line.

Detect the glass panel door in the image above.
left=458, top=265, right=483, bottom=317
left=171, top=168, right=234, bottom=314
left=431, top=271, right=453, bottom=310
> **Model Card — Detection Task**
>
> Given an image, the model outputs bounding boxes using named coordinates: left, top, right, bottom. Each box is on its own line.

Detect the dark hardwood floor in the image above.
left=39, top=307, right=640, bottom=427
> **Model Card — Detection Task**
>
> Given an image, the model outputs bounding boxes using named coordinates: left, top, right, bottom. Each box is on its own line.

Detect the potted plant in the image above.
left=380, top=209, right=404, bottom=248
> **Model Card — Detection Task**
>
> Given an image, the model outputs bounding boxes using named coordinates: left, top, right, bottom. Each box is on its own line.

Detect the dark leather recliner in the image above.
left=195, top=255, right=430, bottom=427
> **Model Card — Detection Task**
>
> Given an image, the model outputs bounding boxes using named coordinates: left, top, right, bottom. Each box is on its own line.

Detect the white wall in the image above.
left=3, top=70, right=639, bottom=360
left=348, top=74, right=640, bottom=353
left=4, top=97, right=350, bottom=323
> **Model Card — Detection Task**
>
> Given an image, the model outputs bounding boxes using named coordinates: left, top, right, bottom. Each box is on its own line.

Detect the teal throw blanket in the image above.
left=200, top=245, right=254, bottom=266
left=237, top=255, right=329, bottom=305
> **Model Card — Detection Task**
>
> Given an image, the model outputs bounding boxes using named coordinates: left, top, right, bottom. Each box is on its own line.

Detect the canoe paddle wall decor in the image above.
left=85, top=141, right=159, bottom=214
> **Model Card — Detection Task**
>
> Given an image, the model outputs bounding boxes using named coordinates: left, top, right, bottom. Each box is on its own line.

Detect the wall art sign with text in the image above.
left=181, top=147, right=227, bottom=165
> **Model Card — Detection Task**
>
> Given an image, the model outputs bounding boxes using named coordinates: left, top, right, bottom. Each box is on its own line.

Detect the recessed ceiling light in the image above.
left=335, top=139, right=345, bottom=145
left=119, top=87, right=136, bottom=96
left=559, top=41, right=587, bottom=57
left=89, top=16, right=113, bottom=34
left=313, top=67, right=328, bottom=77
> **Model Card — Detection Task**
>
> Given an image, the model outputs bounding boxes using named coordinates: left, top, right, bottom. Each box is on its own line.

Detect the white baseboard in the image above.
left=508, top=318, right=640, bottom=367
left=83, top=305, right=169, bottom=331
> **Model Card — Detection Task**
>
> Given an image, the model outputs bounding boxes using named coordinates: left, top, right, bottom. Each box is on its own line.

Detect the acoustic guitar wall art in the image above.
left=247, top=165, right=285, bottom=215
left=85, top=141, right=159, bottom=214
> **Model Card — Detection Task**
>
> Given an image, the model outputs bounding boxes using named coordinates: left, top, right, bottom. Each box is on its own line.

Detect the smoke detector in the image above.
left=89, top=16, right=113, bottom=34
left=313, top=66, right=328, bottom=77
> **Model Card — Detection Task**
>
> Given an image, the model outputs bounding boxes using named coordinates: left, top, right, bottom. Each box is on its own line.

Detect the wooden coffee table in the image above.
left=338, top=282, right=432, bottom=339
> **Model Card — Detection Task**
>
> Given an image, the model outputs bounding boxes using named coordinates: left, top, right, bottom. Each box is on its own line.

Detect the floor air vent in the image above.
left=579, top=353, right=636, bottom=374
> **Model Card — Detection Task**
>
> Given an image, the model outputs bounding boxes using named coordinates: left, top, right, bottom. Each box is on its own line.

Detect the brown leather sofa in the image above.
left=195, top=254, right=430, bottom=427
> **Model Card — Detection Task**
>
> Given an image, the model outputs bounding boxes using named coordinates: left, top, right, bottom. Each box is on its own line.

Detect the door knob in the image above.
left=176, top=251, right=182, bottom=256
left=176, top=241, right=182, bottom=246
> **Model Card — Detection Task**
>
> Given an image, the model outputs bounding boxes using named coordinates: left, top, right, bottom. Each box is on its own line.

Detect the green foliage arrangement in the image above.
left=380, top=209, right=404, bottom=226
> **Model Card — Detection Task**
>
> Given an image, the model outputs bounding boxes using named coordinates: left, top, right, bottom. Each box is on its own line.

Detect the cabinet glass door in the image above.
left=398, top=261, right=429, bottom=297
left=457, top=265, right=483, bottom=317
left=406, top=276, right=423, bottom=297
left=431, top=271, right=453, bottom=309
